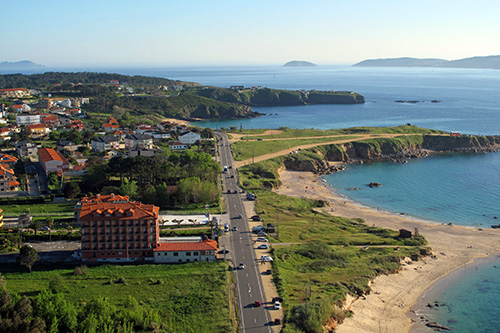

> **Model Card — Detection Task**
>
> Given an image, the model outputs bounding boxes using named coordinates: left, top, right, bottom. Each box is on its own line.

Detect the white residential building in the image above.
left=179, top=132, right=201, bottom=144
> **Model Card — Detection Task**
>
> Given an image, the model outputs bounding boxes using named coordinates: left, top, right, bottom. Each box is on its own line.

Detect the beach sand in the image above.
left=277, top=170, right=500, bottom=333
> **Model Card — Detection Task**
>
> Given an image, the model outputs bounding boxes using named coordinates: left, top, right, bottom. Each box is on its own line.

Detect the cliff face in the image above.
left=283, top=135, right=500, bottom=174
left=193, top=87, right=364, bottom=107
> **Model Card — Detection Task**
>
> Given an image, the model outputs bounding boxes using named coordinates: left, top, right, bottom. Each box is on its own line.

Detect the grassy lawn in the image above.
left=2, top=262, right=234, bottom=332
left=231, top=136, right=357, bottom=161
left=1, top=201, right=76, bottom=216
left=239, top=125, right=444, bottom=140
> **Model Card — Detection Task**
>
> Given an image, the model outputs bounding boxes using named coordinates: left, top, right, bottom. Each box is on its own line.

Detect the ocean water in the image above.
left=415, top=256, right=500, bottom=332
left=322, top=152, right=500, bottom=227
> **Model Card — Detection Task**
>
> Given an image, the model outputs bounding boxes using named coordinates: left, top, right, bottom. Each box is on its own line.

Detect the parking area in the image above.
left=0, top=240, right=81, bottom=264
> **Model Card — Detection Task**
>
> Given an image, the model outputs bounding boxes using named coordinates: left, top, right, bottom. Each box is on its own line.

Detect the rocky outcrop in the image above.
left=282, top=134, right=500, bottom=175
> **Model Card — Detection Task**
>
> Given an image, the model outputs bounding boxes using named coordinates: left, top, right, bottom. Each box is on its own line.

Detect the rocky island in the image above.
left=283, top=60, right=318, bottom=67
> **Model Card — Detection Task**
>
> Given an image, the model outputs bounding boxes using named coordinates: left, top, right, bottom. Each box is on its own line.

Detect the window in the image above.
left=186, top=252, right=191, bottom=256
left=178, top=259, right=182, bottom=262
left=173, top=252, right=178, bottom=256
left=193, top=252, right=198, bottom=256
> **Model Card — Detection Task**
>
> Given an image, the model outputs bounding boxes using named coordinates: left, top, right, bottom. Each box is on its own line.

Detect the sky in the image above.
left=1, top=0, right=499, bottom=67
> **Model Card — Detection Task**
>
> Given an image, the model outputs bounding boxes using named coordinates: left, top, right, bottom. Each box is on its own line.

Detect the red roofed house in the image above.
left=38, top=147, right=69, bottom=174
left=0, top=88, right=31, bottom=98
left=75, top=194, right=160, bottom=262
left=40, top=113, right=60, bottom=128
left=66, top=120, right=85, bottom=131
left=103, top=123, right=119, bottom=132
left=154, top=237, right=218, bottom=263
left=0, top=164, right=19, bottom=192
left=26, top=124, right=49, bottom=138
left=0, top=154, right=18, bottom=167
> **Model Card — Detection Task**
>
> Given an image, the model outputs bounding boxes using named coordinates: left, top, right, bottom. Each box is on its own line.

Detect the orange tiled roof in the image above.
left=9, top=181, right=19, bottom=187
left=0, top=88, right=28, bottom=92
left=0, top=164, right=14, bottom=175
left=27, top=124, right=47, bottom=129
left=103, top=123, right=119, bottom=128
left=154, top=239, right=218, bottom=252
left=78, top=200, right=159, bottom=221
left=0, top=154, right=18, bottom=163
left=38, top=148, right=68, bottom=164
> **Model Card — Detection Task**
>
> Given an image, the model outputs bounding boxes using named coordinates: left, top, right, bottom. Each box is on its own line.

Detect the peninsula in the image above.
left=353, top=55, right=500, bottom=70
left=0, top=72, right=364, bottom=121
left=0, top=60, right=45, bottom=69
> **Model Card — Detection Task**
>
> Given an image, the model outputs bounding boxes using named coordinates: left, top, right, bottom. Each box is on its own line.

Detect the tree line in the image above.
left=80, top=151, right=221, bottom=209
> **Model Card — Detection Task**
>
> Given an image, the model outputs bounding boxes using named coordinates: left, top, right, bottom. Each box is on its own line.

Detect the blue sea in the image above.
left=5, top=64, right=500, bottom=330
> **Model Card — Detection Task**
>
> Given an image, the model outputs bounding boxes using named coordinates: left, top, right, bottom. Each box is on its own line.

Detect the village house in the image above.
left=0, top=164, right=19, bottom=193
left=168, top=142, right=189, bottom=151
left=12, top=104, right=31, bottom=113
left=91, top=136, right=121, bottom=152
left=38, top=147, right=69, bottom=174
left=75, top=194, right=160, bottom=262
left=39, top=113, right=60, bottom=127
left=56, top=140, right=79, bottom=153
left=16, top=113, right=40, bottom=126
left=26, top=124, right=50, bottom=138
left=0, top=154, right=18, bottom=168
left=179, top=131, right=201, bottom=145
left=153, top=237, right=217, bottom=263
left=124, top=133, right=153, bottom=150
left=0, top=88, right=31, bottom=98
left=15, top=141, right=38, bottom=159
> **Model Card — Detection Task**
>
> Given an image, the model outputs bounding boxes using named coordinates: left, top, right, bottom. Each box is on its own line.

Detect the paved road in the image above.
left=215, top=132, right=273, bottom=332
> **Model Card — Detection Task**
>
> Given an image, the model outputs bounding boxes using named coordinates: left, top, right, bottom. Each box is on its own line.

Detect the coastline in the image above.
left=277, top=170, right=500, bottom=333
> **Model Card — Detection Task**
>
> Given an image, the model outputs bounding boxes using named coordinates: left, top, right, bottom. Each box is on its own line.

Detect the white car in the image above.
left=261, top=255, right=273, bottom=262
left=256, top=237, right=268, bottom=242
left=257, top=244, right=269, bottom=249
left=274, top=301, right=281, bottom=310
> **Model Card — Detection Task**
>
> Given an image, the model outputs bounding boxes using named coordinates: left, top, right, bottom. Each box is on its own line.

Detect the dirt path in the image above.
left=229, top=129, right=284, bottom=141
left=234, top=133, right=411, bottom=168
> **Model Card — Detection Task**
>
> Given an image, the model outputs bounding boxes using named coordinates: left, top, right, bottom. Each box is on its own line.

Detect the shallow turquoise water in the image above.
left=323, top=152, right=500, bottom=227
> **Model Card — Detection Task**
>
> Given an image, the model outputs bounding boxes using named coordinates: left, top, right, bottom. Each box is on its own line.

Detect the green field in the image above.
left=1, top=262, right=235, bottom=332
left=244, top=187, right=427, bottom=332
left=238, top=125, right=444, bottom=140
left=231, top=136, right=356, bottom=161
left=1, top=201, right=76, bottom=216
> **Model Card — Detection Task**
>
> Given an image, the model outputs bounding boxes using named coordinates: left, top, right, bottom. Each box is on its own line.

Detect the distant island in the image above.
left=0, top=60, right=45, bottom=69
left=283, top=60, right=318, bottom=67
left=353, top=55, right=500, bottom=70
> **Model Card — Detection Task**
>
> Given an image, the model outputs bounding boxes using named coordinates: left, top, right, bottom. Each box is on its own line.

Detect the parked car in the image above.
left=274, top=301, right=281, bottom=310
left=256, top=237, right=268, bottom=242
left=257, top=244, right=269, bottom=249
left=218, top=249, right=229, bottom=254
left=272, top=297, right=284, bottom=303
left=252, top=216, right=261, bottom=221
left=261, top=255, right=273, bottom=262
left=238, top=214, right=243, bottom=219
left=39, top=226, right=50, bottom=231
left=266, top=269, right=272, bottom=275
left=274, top=318, right=281, bottom=325
left=258, top=231, right=267, bottom=236
left=251, top=215, right=260, bottom=219
left=238, top=262, right=245, bottom=270
left=252, top=226, right=265, bottom=233
left=232, top=226, right=238, bottom=231
left=254, top=300, right=261, bottom=307
left=230, top=175, right=234, bottom=178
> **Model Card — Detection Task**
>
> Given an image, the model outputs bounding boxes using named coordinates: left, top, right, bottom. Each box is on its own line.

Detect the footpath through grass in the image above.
left=231, top=136, right=356, bottom=161
left=2, top=262, right=234, bottom=332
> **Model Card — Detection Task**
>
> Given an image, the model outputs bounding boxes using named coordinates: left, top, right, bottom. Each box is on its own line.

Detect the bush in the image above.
left=73, top=265, right=88, bottom=276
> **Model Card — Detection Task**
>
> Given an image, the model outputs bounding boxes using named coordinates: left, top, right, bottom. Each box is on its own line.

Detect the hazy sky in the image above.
left=1, top=0, right=499, bottom=67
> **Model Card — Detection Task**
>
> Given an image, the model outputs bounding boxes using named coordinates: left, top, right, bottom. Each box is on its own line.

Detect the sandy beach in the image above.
left=277, top=170, right=500, bottom=333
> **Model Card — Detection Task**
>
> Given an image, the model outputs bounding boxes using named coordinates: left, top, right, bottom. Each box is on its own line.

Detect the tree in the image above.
left=45, top=217, right=54, bottom=241
left=119, top=178, right=138, bottom=200
left=63, top=182, right=81, bottom=199
left=18, top=245, right=39, bottom=273
left=47, top=171, right=60, bottom=187
left=29, top=220, right=42, bottom=236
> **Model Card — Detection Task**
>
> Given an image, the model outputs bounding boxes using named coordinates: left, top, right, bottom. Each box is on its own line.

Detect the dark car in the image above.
left=252, top=217, right=261, bottom=221
left=272, top=297, right=284, bottom=303
left=218, top=249, right=229, bottom=254
left=274, top=318, right=281, bottom=325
